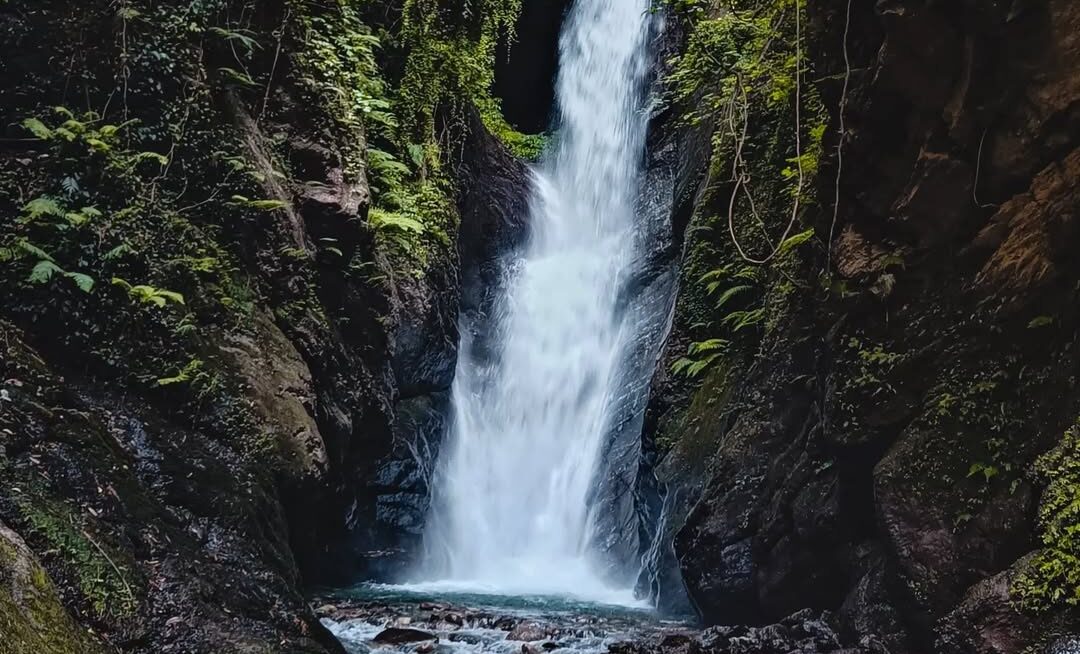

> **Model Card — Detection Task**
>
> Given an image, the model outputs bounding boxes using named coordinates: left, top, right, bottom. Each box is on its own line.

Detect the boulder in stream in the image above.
left=373, top=628, right=439, bottom=645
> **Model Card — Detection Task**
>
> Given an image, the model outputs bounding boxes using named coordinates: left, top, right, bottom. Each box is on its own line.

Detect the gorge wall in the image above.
left=647, top=0, right=1080, bottom=652
left=0, top=0, right=534, bottom=651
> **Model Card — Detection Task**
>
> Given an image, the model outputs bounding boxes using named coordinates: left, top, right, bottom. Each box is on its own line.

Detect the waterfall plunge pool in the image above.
left=318, top=583, right=691, bottom=654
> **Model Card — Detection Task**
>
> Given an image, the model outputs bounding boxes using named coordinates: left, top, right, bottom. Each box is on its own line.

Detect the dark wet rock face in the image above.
left=0, top=326, right=344, bottom=654
left=353, top=391, right=449, bottom=578
left=455, top=106, right=533, bottom=326
left=590, top=11, right=713, bottom=596
left=646, top=0, right=1080, bottom=651
left=346, top=105, right=532, bottom=578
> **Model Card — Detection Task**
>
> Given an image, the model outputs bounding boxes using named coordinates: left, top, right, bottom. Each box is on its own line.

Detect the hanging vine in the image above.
left=665, top=0, right=828, bottom=379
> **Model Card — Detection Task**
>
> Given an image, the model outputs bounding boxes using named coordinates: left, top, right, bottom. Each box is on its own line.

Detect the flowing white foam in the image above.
left=416, top=0, right=655, bottom=606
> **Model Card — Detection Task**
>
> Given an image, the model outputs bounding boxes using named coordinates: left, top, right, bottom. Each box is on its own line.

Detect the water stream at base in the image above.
left=413, top=0, right=657, bottom=606
left=322, top=584, right=686, bottom=654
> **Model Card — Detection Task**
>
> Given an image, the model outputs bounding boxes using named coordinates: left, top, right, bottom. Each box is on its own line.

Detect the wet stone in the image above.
left=374, top=628, right=439, bottom=645
left=507, top=622, right=554, bottom=642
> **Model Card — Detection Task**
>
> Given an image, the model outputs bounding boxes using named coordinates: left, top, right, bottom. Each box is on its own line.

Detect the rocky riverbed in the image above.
left=313, top=586, right=878, bottom=654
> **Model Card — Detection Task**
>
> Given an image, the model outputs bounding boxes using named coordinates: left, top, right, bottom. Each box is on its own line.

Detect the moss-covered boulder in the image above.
left=0, top=520, right=106, bottom=654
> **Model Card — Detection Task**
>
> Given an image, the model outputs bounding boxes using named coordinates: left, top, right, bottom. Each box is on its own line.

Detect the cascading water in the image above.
left=416, top=0, right=655, bottom=605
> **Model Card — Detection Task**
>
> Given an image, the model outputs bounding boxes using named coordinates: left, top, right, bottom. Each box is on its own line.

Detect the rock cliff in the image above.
left=649, top=0, right=1080, bottom=651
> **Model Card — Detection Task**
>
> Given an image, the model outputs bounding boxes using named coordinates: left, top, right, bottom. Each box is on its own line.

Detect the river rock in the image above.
left=448, top=633, right=485, bottom=645
left=373, top=628, right=438, bottom=644
left=508, top=622, right=553, bottom=642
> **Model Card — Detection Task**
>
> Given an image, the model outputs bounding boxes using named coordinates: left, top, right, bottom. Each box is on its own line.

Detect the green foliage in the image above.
left=28, top=261, right=95, bottom=293
left=674, top=227, right=813, bottom=378
left=154, top=357, right=222, bottom=402
left=20, top=109, right=166, bottom=173
left=369, top=208, right=426, bottom=234
left=0, top=101, right=252, bottom=415
left=1014, top=426, right=1080, bottom=611
left=477, top=96, right=548, bottom=161
left=208, top=25, right=260, bottom=53
left=17, top=496, right=137, bottom=619
left=672, top=338, right=730, bottom=378
left=664, top=0, right=827, bottom=389
left=291, top=0, right=391, bottom=178
left=396, top=0, right=523, bottom=140
left=1, top=232, right=95, bottom=293
left=966, top=461, right=1000, bottom=484
left=111, top=278, right=185, bottom=308
left=845, top=336, right=905, bottom=395
left=289, top=0, right=532, bottom=269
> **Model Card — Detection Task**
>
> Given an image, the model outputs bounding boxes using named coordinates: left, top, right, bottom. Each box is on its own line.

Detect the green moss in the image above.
left=1014, top=426, right=1080, bottom=611
left=0, top=534, right=106, bottom=654
left=657, top=360, right=737, bottom=460
left=477, top=96, right=548, bottom=161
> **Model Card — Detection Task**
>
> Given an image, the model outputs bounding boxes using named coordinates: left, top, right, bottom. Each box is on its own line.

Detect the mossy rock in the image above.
left=0, top=520, right=106, bottom=654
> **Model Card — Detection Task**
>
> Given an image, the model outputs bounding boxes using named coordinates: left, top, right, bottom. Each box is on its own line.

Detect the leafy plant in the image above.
left=369, top=208, right=425, bottom=234
left=1014, top=426, right=1080, bottom=610
left=672, top=338, right=731, bottom=379
left=967, top=461, right=1000, bottom=484
left=0, top=238, right=94, bottom=292
left=112, top=278, right=185, bottom=308
left=29, top=260, right=95, bottom=292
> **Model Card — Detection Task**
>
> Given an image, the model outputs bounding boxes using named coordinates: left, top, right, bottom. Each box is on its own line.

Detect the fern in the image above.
left=777, top=227, right=814, bottom=256
left=22, top=196, right=65, bottom=221
left=16, top=239, right=54, bottom=262
left=27, top=260, right=94, bottom=292
left=21, top=117, right=53, bottom=140
left=208, top=26, right=261, bottom=52
left=28, top=260, right=62, bottom=284
left=721, top=308, right=767, bottom=332
left=672, top=353, right=722, bottom=379
left=63, top=206, right=102, bottom=227
left=217, top=67, right=257, bottom=87
left=84, top=138, right=111, bottom=153
left=132, top=151, right=169, bottom=167
left=103, top=243, right=135, bottom=260
left=67, top=272, right=95, bottom=293
left=688, top=338, right=731, bottom=356
left=672, top=339, right=731, bottom=379
left=370, top=208, right=424, bottom=234
left=712, top=284, right=753, bottom=308
left=59, top=119, right=88, bottom=136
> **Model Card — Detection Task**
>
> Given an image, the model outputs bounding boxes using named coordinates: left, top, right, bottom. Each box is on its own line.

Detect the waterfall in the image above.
left=417, top=0, right=655, bottom=604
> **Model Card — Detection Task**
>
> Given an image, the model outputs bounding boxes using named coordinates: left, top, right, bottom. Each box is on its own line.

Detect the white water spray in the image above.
left=417, top=0, right=655, bottom=605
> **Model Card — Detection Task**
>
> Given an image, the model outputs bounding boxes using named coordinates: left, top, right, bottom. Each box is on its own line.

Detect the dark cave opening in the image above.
left=494, top=0, right=570, bottom=134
